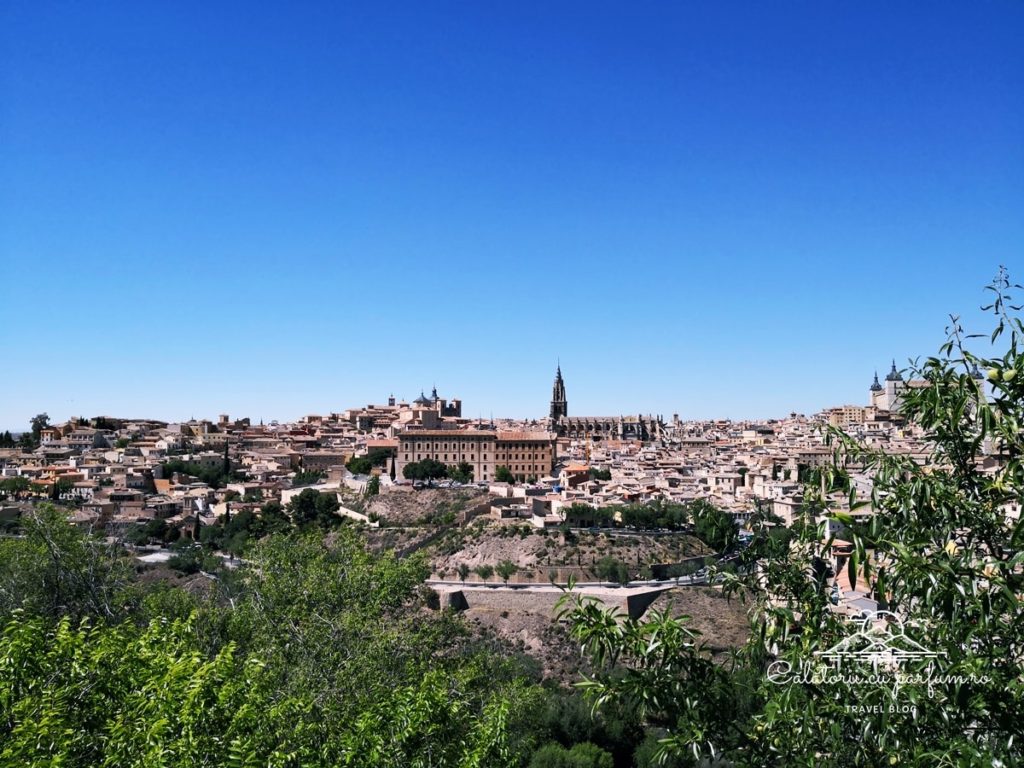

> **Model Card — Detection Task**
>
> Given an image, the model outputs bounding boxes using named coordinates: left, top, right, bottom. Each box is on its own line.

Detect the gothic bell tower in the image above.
left=549, top=364, right=568, bottom=421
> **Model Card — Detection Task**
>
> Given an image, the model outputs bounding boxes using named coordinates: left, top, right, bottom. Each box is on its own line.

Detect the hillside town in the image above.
left=4, top=0, right=1019, bottom=760
left=5, top=362, right=1011, bottom=622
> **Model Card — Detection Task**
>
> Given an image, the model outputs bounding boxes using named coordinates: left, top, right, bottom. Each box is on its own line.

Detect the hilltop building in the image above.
left=549, top=365, right=568, bottom=421
left=547, top=365, right=664, bottom=441
left=869, top=361, right=906, bottom=411
left=868, top=360, right=940, bottom=413
left=342, top=387, right=463, bottom=433
left=395, top=428, right=556, bottom=484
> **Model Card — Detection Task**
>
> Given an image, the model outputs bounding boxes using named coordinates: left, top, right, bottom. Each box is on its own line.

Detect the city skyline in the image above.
left=0, top=349, right=992, bottom=433
left=2, top=2, right=1022, bottom=430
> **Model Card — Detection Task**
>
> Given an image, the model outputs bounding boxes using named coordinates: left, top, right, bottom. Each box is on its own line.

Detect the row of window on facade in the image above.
left=402, top=442, right=550, bottom=452
left=403, top=453, right=546, bottom=461
left=405, top=453, right=549, bottom=464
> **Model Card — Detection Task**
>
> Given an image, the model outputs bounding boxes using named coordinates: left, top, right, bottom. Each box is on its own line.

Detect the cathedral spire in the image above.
left=550, top=363, right=568, bottom=421
left=886, top=359, right=904, bottom=382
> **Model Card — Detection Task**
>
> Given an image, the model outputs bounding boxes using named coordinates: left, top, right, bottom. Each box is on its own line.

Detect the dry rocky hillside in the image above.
left=365, top=489, right=712, bottom=582
left=650, top=587, right=752, bottom=658
left=461, top=590, right=583, bottom=681
left=429, top=523, right=711, bottom=583
left=362, top=488, right=750, bottom=682
left=453, top=585, right=751, bottom=681
left=365, top=486, right=489, bottom=526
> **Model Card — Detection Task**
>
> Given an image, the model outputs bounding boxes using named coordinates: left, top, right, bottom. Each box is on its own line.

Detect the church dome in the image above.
left=413, top=391, right=433, bottom=406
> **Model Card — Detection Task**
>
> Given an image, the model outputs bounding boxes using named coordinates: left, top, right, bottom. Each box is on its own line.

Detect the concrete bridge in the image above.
left=429, top=582, right=675, bottom=620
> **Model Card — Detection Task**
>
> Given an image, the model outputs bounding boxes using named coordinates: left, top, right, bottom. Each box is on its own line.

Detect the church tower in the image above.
left=879, top=359, right=906, bottom=411
left=549, top=364, right=568, bottom=421
left=868, top=371, right=883, bottom=408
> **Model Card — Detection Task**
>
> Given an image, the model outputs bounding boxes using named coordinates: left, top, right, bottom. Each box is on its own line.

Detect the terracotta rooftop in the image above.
left=397, top=430, right=492, bottom=438
left=496, top=431, right=555, bottom=441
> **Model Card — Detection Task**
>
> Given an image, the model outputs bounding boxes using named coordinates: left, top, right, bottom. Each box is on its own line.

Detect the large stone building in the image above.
left=557, top=414, right=663, bottom=441
left=395, top=428, right=556, bottom=483
left=869, top=361, right=905, bottom=412
left=868, top=360, right=952, bottom=412
left=824, top=405, right=868, bottom=427
left=342, top=387, right=463, bottom=432
left=547, top=365, right=664, bottom=441
left=549, top=365, right=567, bottom=421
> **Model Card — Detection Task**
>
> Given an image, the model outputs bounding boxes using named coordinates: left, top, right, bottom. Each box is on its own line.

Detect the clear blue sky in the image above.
left=2, top=2, right=1022, bottom=431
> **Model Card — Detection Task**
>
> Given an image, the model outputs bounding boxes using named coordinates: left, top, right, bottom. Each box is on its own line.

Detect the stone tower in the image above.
left=549, top=364, right=568, bottom=422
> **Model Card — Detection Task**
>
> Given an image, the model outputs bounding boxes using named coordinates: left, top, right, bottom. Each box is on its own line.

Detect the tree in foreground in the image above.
left=559, top=269, right=1024, bottom=766
left=0, top=504, right=134, bottom=624
left=403, top=458, right=449, bottom=483
left=0, top=476, right=31, bottom=499
left=450, top=461, right=474, bottom=483
left=29, top=412, right=49, bottom=444
left=347, top=447, right=395, bottom=476
left=594, top=556, right=630, bottom=585
left=528, top=741, right=614, bottom=768
left=365, top=474, right=381, bottom=497
left=0, top=527, right=542, bottom=767
left=496, top=559, right=519, bottom=585
left=291, top=468, right=326, bottom=487
left=286, top=487, right=341, bottom=530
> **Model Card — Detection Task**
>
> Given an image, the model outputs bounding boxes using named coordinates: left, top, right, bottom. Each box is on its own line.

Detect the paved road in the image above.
left=427, top=563, right=751, bottom=592
left=426, top=574, right=717, bottom=591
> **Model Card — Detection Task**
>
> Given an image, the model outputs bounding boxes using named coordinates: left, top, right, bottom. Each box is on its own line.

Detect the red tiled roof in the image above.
left=496, top=431, right=555, bottom=441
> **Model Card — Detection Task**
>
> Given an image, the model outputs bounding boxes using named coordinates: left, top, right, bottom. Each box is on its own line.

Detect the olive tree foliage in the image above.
left=557, top=588, right=752, bottom=763
left=286, top=487, right=343, bottom=529
left=560, top=270, right=1024, bottom=767
left=0, top=614, right=293, bottom=767
left=30, top=412, right=49, bottom=443
left=213, top=529, right=541, bottom=766
left=528, top=741, right=614, bottom=768
left=0, top=524, right=543, bottom=766
left=496, top=559, right=519, bottom=584
left=0, top=612, right=535, bottom=768
left=0, top=504, right=135, bottom=624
